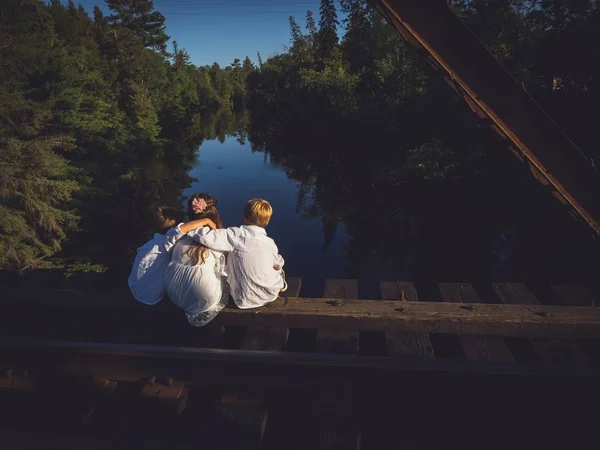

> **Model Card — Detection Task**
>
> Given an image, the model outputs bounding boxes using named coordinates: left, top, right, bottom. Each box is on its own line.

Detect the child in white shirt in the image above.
left=128, top=206, right=215, bottom=305
left=192, top=198, right=287, bottom=309
left=165, top=193, right=230, bottom=327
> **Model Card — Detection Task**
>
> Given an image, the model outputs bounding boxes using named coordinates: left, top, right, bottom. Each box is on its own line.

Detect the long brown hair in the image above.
left=155, top=206, right=184, bottom=231
left=186, top=193, right=223, bottom=265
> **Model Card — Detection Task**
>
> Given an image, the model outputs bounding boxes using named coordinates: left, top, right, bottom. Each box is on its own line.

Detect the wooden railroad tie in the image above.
left=3, top=281, right=600, bottom=339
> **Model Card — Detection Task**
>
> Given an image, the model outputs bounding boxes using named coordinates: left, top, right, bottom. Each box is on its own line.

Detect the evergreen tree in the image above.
left=318, top=0, right=339, bottom=58
left=0, top=136, right=80, bottom=271
left=0, top=0, right=81, bottom=271
left=306, top=10, right=317, bottom=40
left=0, top=0, right=245, bottom=272
left=289, top=16, right=303, bottom=47
left=242, top=56, right=255, bottom=74
left=106, top=0, right=169, bottom=53
left=257, top=51, right=264, bottom=69
left=172, top=40, right=190, bottom=68
left=289, top=15, right=309, bottom=60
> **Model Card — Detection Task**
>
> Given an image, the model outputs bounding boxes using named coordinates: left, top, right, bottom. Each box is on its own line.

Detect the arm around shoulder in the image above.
left=162, top=226, right=184, bottom=251
left=192, top=227, right=238, bottom=252
left=179, top=218, right=216, bottom=233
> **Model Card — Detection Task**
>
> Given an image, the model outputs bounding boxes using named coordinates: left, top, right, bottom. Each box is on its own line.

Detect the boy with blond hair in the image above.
left=192, top=198, right=286, bottom=309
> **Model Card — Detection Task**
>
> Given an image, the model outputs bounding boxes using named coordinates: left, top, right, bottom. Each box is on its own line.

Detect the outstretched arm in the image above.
left=188, top=227, right=238, bottom=253
left=162, top=219, right=216, bottom=251
left=179, top=218, right=216, bottom=233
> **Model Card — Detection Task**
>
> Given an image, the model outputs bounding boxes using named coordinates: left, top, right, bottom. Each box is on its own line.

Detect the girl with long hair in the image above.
left=164, top=193, right=229, bottom=327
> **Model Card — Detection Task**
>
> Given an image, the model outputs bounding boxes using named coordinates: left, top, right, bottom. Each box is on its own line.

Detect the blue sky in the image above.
left=64, top=0, right=346, bottom=67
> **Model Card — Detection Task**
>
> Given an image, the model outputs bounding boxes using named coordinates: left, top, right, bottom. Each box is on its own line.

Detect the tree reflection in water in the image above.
left=248, top=110, right=600, bottom=290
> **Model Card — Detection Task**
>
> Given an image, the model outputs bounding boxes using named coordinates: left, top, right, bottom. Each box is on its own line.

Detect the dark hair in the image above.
left=185, top=193, right=224, bottom=265
left=187, top=192, right=218, bottom=220
left=155, top=206, right=184, bottom=230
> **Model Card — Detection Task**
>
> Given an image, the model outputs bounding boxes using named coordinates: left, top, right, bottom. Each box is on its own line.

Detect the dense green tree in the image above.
left=3, top=0, right=599, bottom=276
left=0, top=0, right=252, bottom=272
left=247, top=0, right=600, bottom=256
left=242, top=56, right=255, bottom=74
left=318, top=0, right=339, bottom=59
left=106, top=0, right=169, bottom=53
left=0, top=0, right=80, bottom=271
left=306, top=10, right=318, bottom=42
left=0, top=136, right=80, bottom=271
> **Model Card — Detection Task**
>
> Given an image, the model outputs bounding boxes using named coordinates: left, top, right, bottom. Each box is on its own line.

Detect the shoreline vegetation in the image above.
left=1, top=0, right=599, bottom=280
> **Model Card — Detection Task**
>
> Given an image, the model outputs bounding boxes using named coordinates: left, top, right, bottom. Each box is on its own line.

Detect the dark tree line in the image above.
left=2, top=0, right=599, bottom=275
left=0, top=0, right=256, bottom=272
left=246, top=0, right=600, bottom=278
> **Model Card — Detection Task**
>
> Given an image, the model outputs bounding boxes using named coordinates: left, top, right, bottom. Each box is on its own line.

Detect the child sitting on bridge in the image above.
left=128, top=206, right=215, bottom=306
left=190, top=198, right=287, bottom=309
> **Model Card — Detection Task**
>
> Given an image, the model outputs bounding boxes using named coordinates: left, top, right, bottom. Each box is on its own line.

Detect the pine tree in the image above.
left=289, top=15, right=308, bottom=59
left=257, top=51, right=264, bottom=69
left=0, top=136, right=80, bottom=271
left=106, top=0, right=169, bottom=53
left=242, top=56, right=254, bottom=74
left=305, top=10, right=318, bottom=50
left=172, top=40, right=190, bottom=68
left=0, top=0, right=82, bottom=271
left=93, top=5, right=106, bottom=26
left=306, top=10, right=317, bottom=38
left=340, top=0, right=372, bottom=73
left=289, top=16, right=303, bottom=47
left=318, top=0, right=339, bottom=58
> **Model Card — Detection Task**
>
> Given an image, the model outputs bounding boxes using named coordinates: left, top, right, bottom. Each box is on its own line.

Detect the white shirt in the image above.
left=191, top=225, right=285, bottom=309
left=128, top=226, right=183, bottom=305
left=164, top=233, right=226, bottom=314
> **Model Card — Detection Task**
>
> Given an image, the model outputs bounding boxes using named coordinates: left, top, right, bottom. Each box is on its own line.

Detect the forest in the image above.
left=0, top=0, right=255, bottom=273
left=1, top=0, right=599, bottom=278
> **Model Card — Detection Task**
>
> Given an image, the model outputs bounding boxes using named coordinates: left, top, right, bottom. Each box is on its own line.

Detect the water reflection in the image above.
left=10, top=109, right=599, bottom=297
left=247, top=113, right=600, bottom=295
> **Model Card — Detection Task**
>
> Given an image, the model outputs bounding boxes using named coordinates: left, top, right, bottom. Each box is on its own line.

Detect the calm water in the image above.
left=6, top=127, right=598, bottom=299
left=183, top=137, right=353, bottom=297
left=179, top=135, right=600, bottom=298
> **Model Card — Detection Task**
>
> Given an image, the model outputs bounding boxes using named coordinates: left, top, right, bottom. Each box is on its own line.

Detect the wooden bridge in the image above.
left=2, top=1, right=600, bottom=447
left=1, top=278, right=599, bottom=449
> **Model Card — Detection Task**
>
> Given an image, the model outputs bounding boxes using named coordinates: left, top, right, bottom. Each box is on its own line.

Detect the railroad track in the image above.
left=1, top=278, right=599, bottom=449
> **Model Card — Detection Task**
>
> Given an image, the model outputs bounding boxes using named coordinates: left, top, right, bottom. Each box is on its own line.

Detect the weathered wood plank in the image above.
left=313, top=278, right=361, bottom=448
left=492, top=282, right=538, bottom=307
left=493, top=282, right=588, bottom=366
left=552, top=285, right=597, bottom=307
left=380, top=282, right=434, bottom=359
left=438, top=283, right=514, bottom=362
left=316, top=279, right=360, bottom=355
left=5, top=292, right=600, bottom=339
left=240, top=277, right=301, bottom=351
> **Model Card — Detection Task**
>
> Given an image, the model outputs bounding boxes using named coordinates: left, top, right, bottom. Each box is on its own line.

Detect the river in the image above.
left=179, top=131, right=599, bottom=298
left=5, top=115, right=599, bottom=298
left=183, top=136, right=352, bottom=297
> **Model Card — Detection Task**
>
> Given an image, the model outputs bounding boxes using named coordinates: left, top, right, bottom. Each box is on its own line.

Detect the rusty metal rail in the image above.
left=1, top=338, right=600, bottom=378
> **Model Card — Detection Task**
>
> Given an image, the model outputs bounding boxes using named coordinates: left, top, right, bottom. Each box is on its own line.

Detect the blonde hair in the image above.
left=244, top=198, right=273, bottom=228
